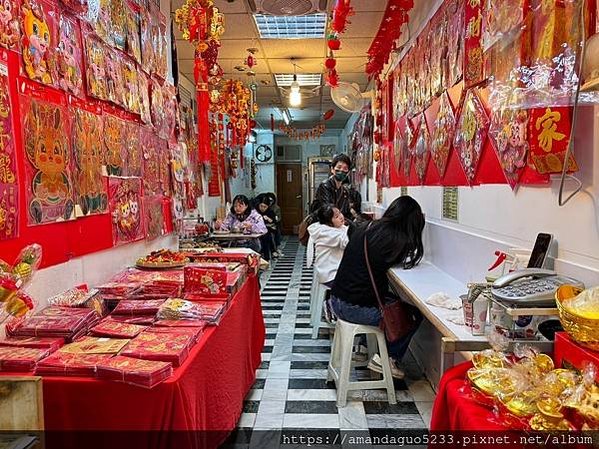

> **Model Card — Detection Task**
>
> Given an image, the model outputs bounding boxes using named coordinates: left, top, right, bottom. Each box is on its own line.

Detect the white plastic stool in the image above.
left=309, top=276, right=334, bottom=339
left=327, top=318, right=397, bottom=407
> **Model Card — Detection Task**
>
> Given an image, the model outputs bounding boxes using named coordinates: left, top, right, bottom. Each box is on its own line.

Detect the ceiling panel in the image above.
left=334, top=38, right=373, bottom=58
left=172, top=0, right=249, bottom=14
left=351, top=0, right=387, bottom=12
left=334, top=57, right=367, bottom=73
left=260, top=40, right=326, bottom=60
left=343, top=12, right=385, bottom=38
left=219, top=14, right=258, bottom=39
left=268, top=58, right=323, bottom=73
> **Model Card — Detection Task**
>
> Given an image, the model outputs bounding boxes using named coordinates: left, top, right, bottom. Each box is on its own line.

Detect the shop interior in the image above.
left=1, top=0, right=599, bottom=446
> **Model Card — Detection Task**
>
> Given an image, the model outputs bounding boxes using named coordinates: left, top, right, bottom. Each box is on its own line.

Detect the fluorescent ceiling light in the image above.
left=289, top=90, right=302, bottom=107
left=253, top=13, right=327, bottom=39
left=275, top=73, right=322, bottom=87
left=282, top=109, right=291, bottom=125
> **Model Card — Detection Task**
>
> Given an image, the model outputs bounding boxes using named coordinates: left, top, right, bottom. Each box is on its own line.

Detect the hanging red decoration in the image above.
left=366, top=0, right=414, bottom=78
left=323, top=109, right=335, bottom=121
left=279, top=122, right=326, bottom=141
left=270, top=113, right=275, bottom=132
left=327, top=38, right=341, bottom=51
left=249, top=119, right=257, bottom=129
left=332, top=0, right=354, bottom=34
left=325, top=57, right=337, bottom=70
left=326, top=69, right=339, bottom=88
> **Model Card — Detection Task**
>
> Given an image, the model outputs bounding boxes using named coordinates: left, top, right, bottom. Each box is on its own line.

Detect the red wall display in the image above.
left=0, top=0, right=198, bottom=269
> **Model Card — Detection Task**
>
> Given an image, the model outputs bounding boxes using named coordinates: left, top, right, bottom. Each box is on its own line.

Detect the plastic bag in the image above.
left=83, top=29, right=107, bottom=101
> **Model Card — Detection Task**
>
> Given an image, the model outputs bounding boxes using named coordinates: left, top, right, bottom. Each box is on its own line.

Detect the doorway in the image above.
left=276, top=163, right=303, bottom=235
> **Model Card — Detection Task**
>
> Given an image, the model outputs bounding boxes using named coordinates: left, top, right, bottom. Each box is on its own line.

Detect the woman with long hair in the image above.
left=330, top=195, right=425, bottom=379
left=215, top=194, right=267, bottom=253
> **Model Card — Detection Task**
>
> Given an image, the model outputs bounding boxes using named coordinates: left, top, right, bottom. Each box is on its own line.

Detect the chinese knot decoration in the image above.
left=175, top=0, right=225, bottom=162
left=279, top=123, right=326, bottom=141
left=212, top=80, right=257, bottom=147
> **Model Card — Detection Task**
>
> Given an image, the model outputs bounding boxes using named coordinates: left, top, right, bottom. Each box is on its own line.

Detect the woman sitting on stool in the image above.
left=215, top=194, right=267, bottom=253
left=330, top=196, right=425, bottom=379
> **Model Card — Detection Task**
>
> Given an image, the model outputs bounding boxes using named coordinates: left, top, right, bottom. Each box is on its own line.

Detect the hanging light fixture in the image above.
left=289, top=61, right=302, bottom=107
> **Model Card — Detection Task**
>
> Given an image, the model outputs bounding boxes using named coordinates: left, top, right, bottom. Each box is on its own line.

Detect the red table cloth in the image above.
left=3, top=276, right=264, bottom=449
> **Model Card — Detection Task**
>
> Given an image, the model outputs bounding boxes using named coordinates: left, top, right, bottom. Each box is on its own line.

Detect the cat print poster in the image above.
left=109, top=176, right=143, bottom=245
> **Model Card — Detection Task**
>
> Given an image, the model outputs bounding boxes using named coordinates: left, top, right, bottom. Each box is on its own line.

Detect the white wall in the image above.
left=373, top=106, right=599, bottom=288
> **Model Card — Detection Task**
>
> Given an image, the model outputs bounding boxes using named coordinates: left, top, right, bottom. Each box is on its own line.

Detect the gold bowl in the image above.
left=555, top=285, right=599, bottom=351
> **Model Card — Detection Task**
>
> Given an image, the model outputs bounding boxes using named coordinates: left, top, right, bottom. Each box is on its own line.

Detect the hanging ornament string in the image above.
left=366, top=0, right=414, bottom=79
left=175, top=0, right=225, bottom=162
left=325, top=0, right=353, bottom=87
left=279, top=123, right=326, bottom=141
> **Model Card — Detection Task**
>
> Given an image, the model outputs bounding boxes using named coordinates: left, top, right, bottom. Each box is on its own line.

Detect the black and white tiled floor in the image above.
left=222, top=238, right=435, bottom=448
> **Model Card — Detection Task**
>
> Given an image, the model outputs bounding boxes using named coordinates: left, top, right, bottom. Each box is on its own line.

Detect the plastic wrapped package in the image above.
left=453, top=88, right=490, bottom=183
left=83, top=30, right=108, bottom=101
left=59, top=336, right=130, bottom=354
left=60, top=0, right=87, bottom=16
left=108, top=177, right=144, bottom=246
left=157, top=298, right=205, bottom=321
left=53, top=13, right=83, bottom=97
left=103, top=115, right=126, bottom=176
left=72, top=108, right=108, bottom=216
left=0, top=336, right=64, bottom=352
left=150, top=77, right=165, bottom=135
left=90, top=317, right=147, bottom=338
left=110, top=0, right=126, bottom=51
left=148, top=326, right=203, bottom=344
left=120, top=329, right=195, bottom=366
left=124, top=122, right=142, bottom=177
left=7, top=306, right=100, bottom=341
left=104, top=46, right=126, bottom=107
left=96, top=355, right=173, bottom=388
left=177, top=299, right=227, bottom=325
left=20, top=96, right=76, bottom=225
left=0, top=0, right=21, bottom=50
left=112, top=299, right=165, bottom=316
left=125, top=0, right=141, bottom=64
left=431, top=91, right=456, bottom=178
left=413, top=113, right=431, bottom=184
left=141, top=127, right=161, bottom=195
left=122, top=58, right=140, bottom=114
left=20, top=0, right=58, bottom=85
left=139, top=6, right=154, bottom=74
left=143, top=194, right=164, bottom=241
left=153, top=11, right=167, bottom=79
left=138, top=71, right=152, bottom=124
left=35, top=352, right=113, bottom=376
left=0, top=346, right=49, bottom=371
left=94, top=0, right=111, bottom=46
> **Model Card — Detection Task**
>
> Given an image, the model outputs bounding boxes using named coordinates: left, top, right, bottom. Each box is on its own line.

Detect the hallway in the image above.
left=224, top=238, right=435, bottom=447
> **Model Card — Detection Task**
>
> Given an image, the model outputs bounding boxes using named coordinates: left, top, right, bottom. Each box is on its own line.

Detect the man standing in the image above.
left=310, top=154, right=361, bottom=222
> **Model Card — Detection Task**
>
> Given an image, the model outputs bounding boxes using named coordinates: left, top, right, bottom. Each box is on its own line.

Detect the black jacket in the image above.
left=332, top=225, right=403, bottom=307
left=310, top=177, right=362, bottom=219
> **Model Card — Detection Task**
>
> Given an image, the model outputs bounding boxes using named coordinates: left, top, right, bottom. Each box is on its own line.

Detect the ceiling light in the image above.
left=282, top=109, right=291, bottom=125
left=253, top=13, right=327, bottom=39
left=290, top=75, right=300, bottom=94
left=274, top=73, right=322, bottom=87
left=289, top=90, right=302, bottom=107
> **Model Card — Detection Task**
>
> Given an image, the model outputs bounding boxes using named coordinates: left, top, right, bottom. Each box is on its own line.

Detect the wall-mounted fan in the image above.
left=331, top=82, right=372, bottom=113
left=255, top=144, right=273, bottom=163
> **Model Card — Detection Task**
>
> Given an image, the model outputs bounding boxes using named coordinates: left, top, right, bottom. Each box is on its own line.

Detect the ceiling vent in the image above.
left=249, top=0, right=327, bottom=15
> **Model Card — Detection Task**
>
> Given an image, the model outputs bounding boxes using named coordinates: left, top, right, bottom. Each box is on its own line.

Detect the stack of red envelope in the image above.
left=90, top=318, right=147, bottom=338
left=0, top=336, right=65, bottom=353
left=120, top=329, right=196, bottom=366
left=174, top=300, right=228, bottom=325
left=35, top=352, right=114, bottom=377
left=154, top=319, right=207, bottom=329
left=7, top=307, right=100, bottom=342
left=109, top=315, right=156, bottom=325
left=0, top=347, right=50, bottom=372
left=110, top=268, right=184, bottom=287
left=96, top=356, right=173, bottom=388
left=129, top=283, right=182, bottom=300
left=112, top=299, right=165, bottom=316
left=148, top=326, right=204, bottom=345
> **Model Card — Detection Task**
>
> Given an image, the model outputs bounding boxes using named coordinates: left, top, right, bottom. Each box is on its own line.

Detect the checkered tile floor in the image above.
left=222, top=238, right=434, bottom=448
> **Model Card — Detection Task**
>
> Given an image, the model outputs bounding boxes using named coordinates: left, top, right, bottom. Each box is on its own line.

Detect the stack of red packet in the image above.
left=130, top=283, right=181, bottom=300
left=188, top=252, right=259, bottom=275
left=184, top=266, right=229, bottom=297
left=0, top=336, right=65, bottom=353
left=35, top=353, right=114, bottom=377
left=90, top=317, right=147, bottom=338
left=112, top=299, right=165, bottom=316
left=7, top=307, right=100, bottom=342
left=154, top=319, right=207, bottom=329
left=110, top=268, right=184, bottom=287
left=148, top=326, right=204, bottom=344
left=174, top=300, right=227, bottom=325
left=0, top=347, right=50, bottom=372
left=96, top=356, right=173, bottom=388
left=109, top=315, right=156, bottom=325
left=120, top=329, right=196, bottom=366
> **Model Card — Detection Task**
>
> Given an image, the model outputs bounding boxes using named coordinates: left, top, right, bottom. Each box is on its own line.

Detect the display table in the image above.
left=388, top=262, right=552, bottom=387
left=2, top=275, right=264, bottom=449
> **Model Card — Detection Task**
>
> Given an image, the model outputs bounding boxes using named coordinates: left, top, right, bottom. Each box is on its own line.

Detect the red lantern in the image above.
left=323, top=109, right=335, bottom=121
left=327, top=38, right=341, bottom=51
left=325, top=57, right=337, bottom=70
left=249, top=119, right=257, bottom=129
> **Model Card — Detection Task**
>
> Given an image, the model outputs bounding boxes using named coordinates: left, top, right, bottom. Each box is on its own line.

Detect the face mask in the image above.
left=334, top=170, right=348, bottom=182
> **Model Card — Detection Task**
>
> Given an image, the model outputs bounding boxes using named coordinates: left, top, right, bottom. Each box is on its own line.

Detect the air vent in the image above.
left=253, top=13, right=327, bottom=39
left=276, top=145, right=302, bottom=162
left=442, top=187, right=459, bottom=221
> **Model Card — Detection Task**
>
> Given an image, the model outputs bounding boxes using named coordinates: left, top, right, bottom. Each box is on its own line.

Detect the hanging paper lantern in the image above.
left=325, top=57, right=337, bottom=70
left=328, top=38, right=341, bottom=51
left=326, top=69, right=339, bottom=87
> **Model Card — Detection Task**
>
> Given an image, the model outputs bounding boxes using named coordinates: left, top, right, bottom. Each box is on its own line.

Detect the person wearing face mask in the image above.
left=310, top=154, right=362, bottom=222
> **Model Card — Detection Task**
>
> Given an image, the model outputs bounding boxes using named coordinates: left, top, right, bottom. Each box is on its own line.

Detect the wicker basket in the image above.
left=555, top=285, right=599, bottom=351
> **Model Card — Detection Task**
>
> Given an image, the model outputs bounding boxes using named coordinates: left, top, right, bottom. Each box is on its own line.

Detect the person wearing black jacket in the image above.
left=331, top=196, right=425, bottom=379
left=256, top=197, right=277, bottom=261
left=310, top=154, right=361, bottom=222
